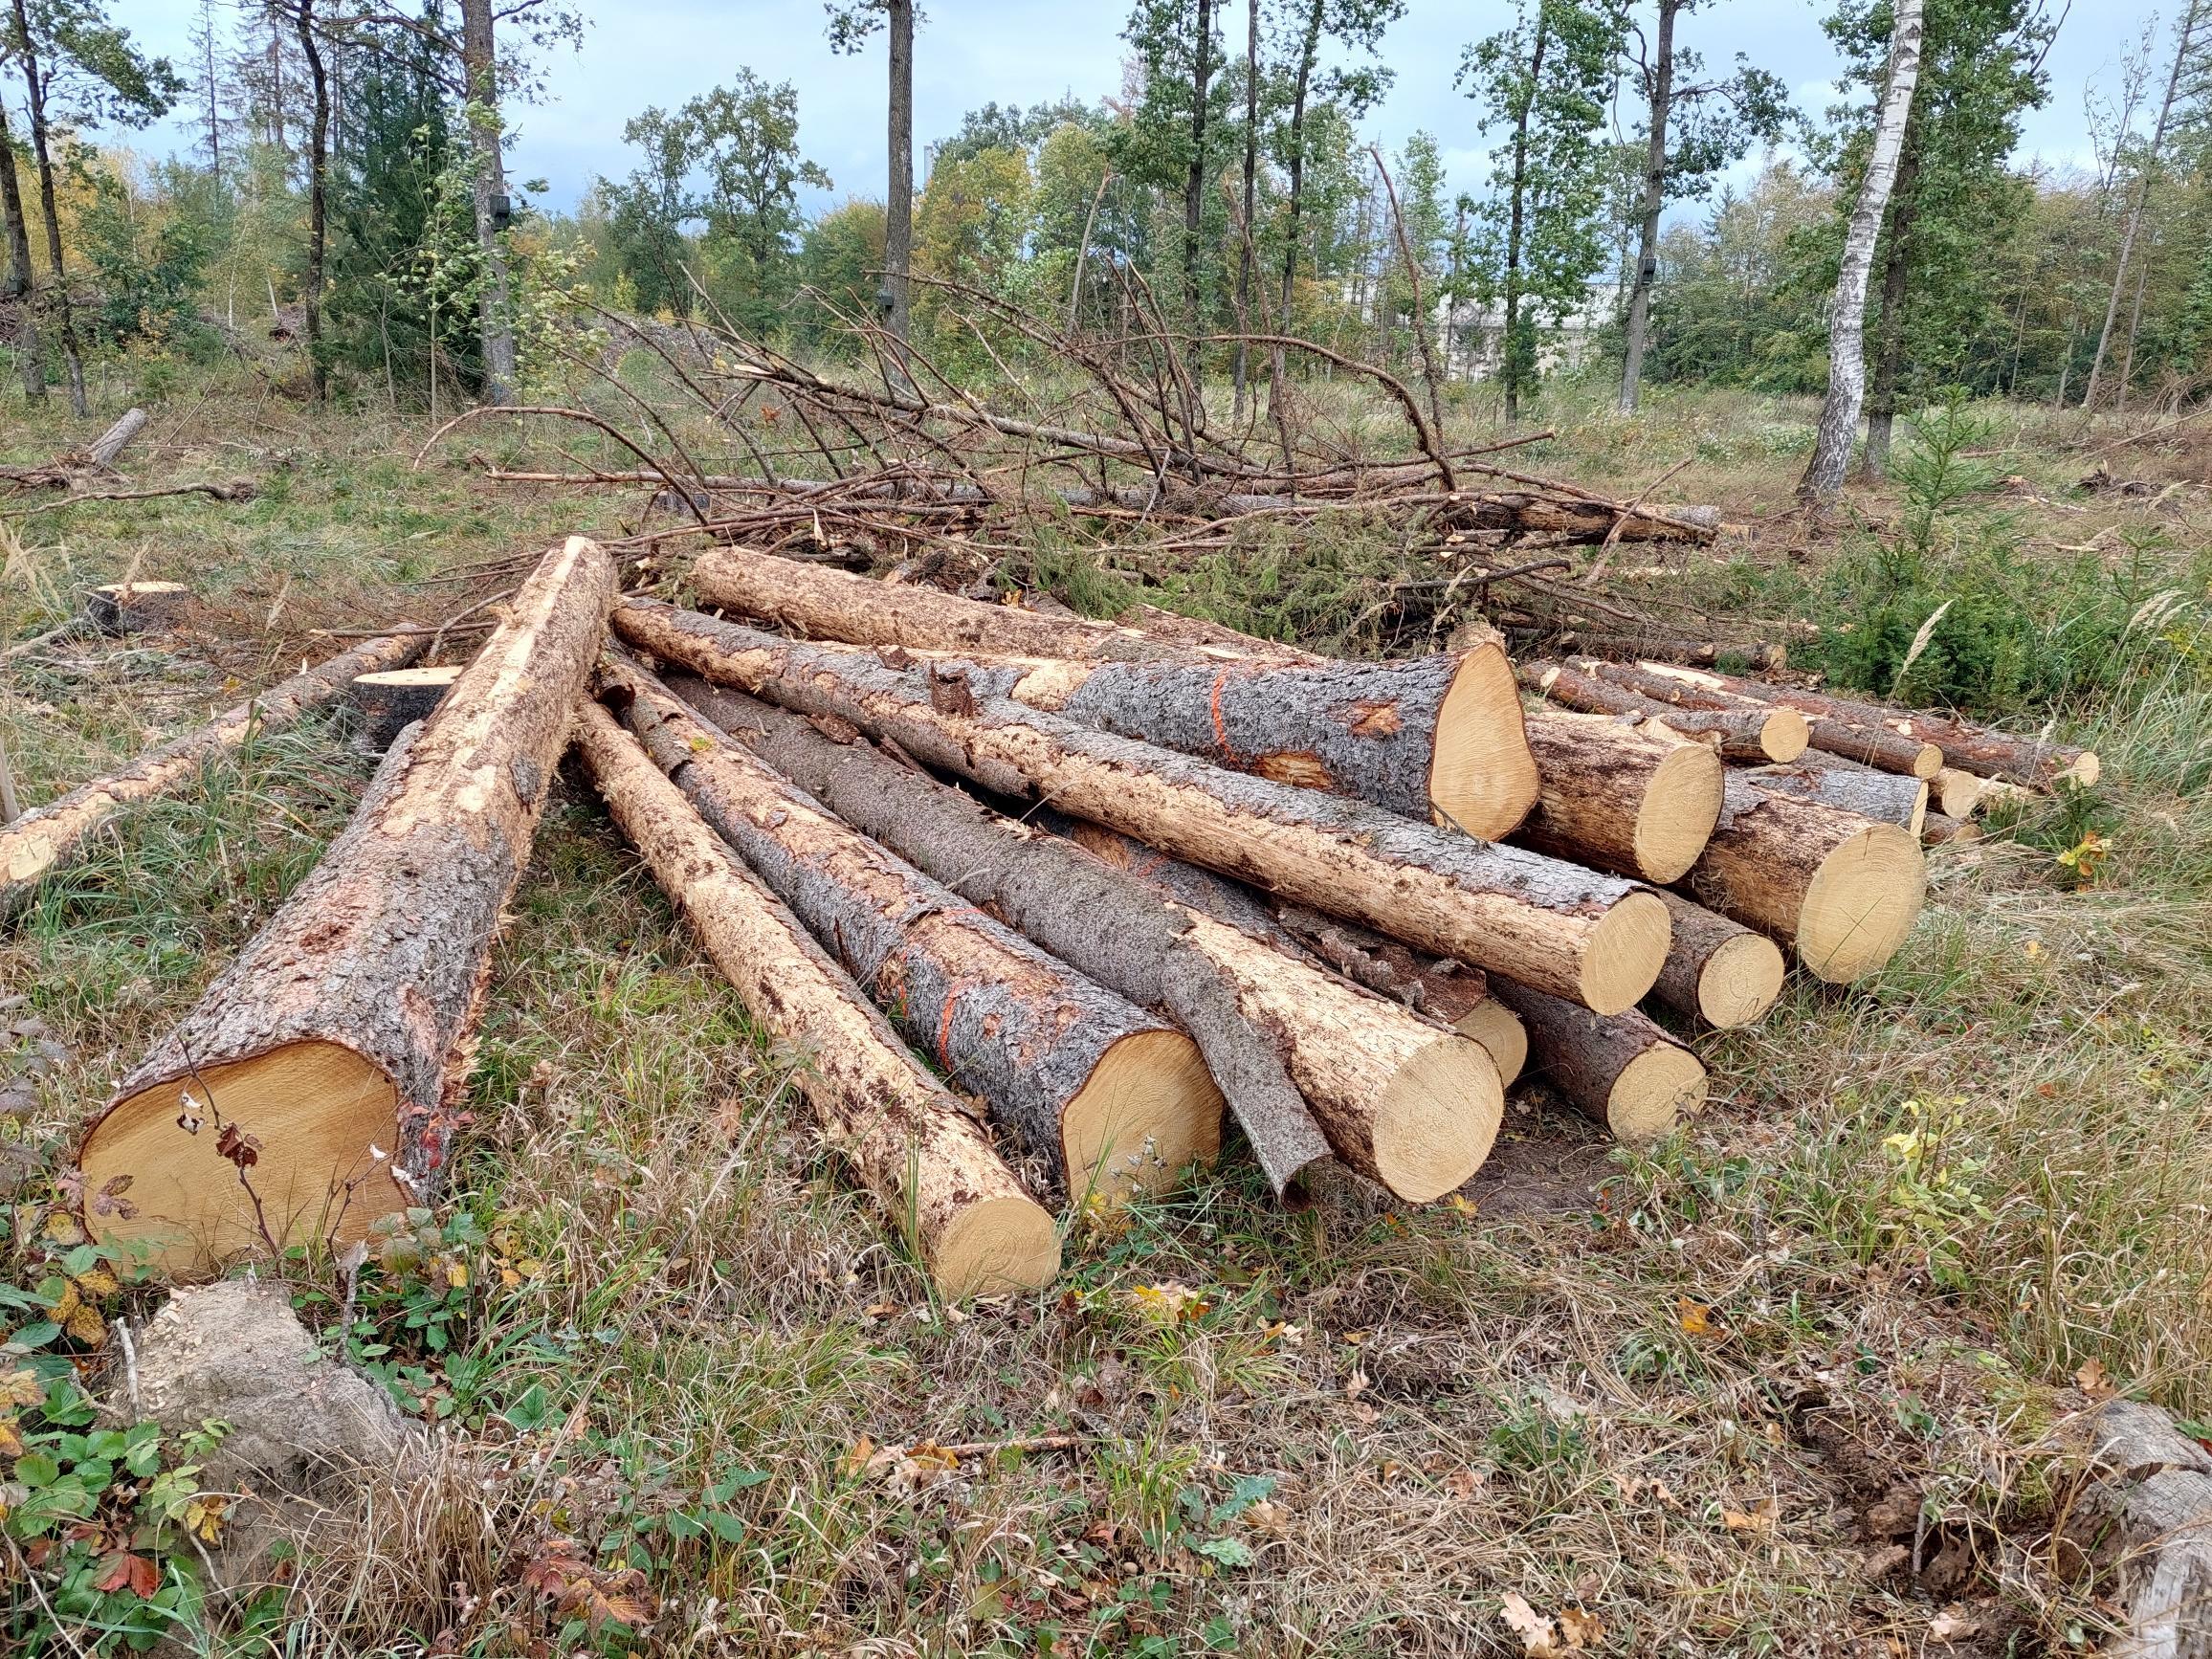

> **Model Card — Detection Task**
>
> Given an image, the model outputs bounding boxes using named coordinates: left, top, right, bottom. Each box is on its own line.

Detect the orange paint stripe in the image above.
left=1208, top=667, right=1235, bottom=763
left=934, top=986, right=960, bottom=1071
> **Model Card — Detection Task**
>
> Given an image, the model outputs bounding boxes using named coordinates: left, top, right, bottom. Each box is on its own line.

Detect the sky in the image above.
left=116, top=0, right=2163, bottom=220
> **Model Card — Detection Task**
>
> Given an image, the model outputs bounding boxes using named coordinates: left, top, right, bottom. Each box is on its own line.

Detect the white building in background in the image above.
left=1432, top=278, right=1623, bottom=382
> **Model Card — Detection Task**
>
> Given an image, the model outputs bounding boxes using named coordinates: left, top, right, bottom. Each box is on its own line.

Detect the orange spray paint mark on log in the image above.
left=1208, top=669, right=1236, bottom=763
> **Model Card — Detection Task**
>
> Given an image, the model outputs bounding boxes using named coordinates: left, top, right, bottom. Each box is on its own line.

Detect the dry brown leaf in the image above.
left=2076, top=1358, right=2116, bottom=1400
left=1498, top=1590, right=1564, bottom=1657
left=1929, top=1609, right=1980, bottom=1642
left=1722, top=1495, right=1779, bottom=1535
left=1558, top=1606, right=1604, bottom=1648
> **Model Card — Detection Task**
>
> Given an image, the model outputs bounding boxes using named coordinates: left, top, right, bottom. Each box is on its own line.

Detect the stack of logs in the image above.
left=33, top=539, right=2099, bottom=1300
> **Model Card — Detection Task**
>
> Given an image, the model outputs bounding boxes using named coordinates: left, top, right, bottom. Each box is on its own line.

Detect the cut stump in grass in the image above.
left=85, top=581, right=190, bottom=635
left=1515, top=710, right=1722, bottom=884
left=1648, top=889, right=1786, bottom=1029
left=1491, top=981, right=1706, bottom=1143
left=77, top=539, right=615, bottom=1272
left=349, top=665, right=465, bottom=752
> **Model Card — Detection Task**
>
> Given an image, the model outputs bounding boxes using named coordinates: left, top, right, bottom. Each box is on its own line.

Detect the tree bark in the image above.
left=458, top=0, right=517, bottom=401
left=1618, top=0, right=1678, bottom=414
left=603, top=659, right=1223, bottom=1204
left=885, top=0, right=914, bottom=350
left=613, top=600, right=1671, bottom=1012
left=1740, top=755, right=1928, bottom=834
left=84, top=407, right=149, bottom=468
left=11, top=0, right=85, bottom=414
left=1514, top=709, right=1722, bottom=884
left=1522, top=659, right=1806, bottom=761
left=295, top=0, right=329, bottom=400
left=1271, top=0, right=1325, bottom=406
left=1860, top=117, right=1922, bottom=478
left=571, top=703, right=1056, bottom=1299
left=1499, top=11, right=1550, bottom=424
left=0, top=99, right=41, bottom=403
left=79, top=540, right=615, bottom=1272
left=1581, top=659, right=1944, bottom=777
left=1684, top=775, right=1926, bottom=984
left=1183, top=0, right=1215, bottom=378
left=1919, top=809, right=1979, bottom=845
left=2, top=633, right=427, bottom=920
left=1230, top=0, right=1258, bottom=419
left=1800, top=0, right=1925, bottom=501
left=1648, top=887, right=1784, bottom=1029
left=1490, top=980, right=1705, bottom=1143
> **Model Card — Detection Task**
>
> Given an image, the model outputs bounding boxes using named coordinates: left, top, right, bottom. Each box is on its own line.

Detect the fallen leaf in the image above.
left=1722, top=1496, right=1780, bottom=1535
left=1930, top=1609, right=1980, bottom=1642
left=2077, top=1358, right=2116, bottom=1400
left=1558, top=1605, right=1604, bottom=1648
left=94, top=1552, right=160, bottom=1598
left=1499, top=1589, right=1564, bottom=1656
left=1676, top=1297, right=1714, bottom=1336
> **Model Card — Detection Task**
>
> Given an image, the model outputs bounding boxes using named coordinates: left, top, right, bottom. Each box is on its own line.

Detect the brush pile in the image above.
left=33, top=534, right=2099, bottom=1300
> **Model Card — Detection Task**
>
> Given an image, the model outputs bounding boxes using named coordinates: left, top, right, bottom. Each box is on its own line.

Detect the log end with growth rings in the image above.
left=1605, top=1045, right=1709, bottom=1142
left=1797, top=821, right=1926, bottom=983
left=1366, top=1031, right=1505, bottom=1203
left=1061, top=1029, right=1225, bottom=1204
left=1633, top=741, right=1725, bottom=885
left=1759, top=707, right=1812, bottom=763
left=1454, top=998, right=1528, bottom=1089
left=1693, top=932, right=1787, bottom=1028
left=930, top=1197, right=1065, bottom=1299
left=1580, top=889, right=1672, bottom=1017
left=1430, top=647, right=1542, bottom=838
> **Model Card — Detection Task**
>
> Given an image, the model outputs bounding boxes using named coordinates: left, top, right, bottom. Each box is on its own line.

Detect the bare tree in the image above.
left=1230, top=0, right=1259, bottom=419
left=1183, top=0, right=1216, bottom=375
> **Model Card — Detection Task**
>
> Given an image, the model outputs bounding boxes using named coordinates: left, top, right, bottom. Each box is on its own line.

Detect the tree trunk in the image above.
left=884, top=0, right=914, bottom=350
left=1741, top=756, right=1929, bottom=834
left=79, top=540, right=615, bottom=1272
left=295, top=0, right=329, bottom=401
left=604, top=659, right=1223, bottom=1204
left=459, top=0, right=517, bottom=401
left=1521, top=659, right=1807, bottom=762
left=570, top=703, right=1056, bottom=1299
left=1648, top=888, right=1784, bottom=1029
left=1618, top=0, right=1678, bottom=414
left=1684, top=775, right=1926, bottom=984
left=1183, top=0, right=1215, bottom=378
left=12, top=0, right=86, bottom=415
left=1578, top=659, right=1944, bottom=777
left=1500, top=16, right=1549, bottom=424
left=1271, top=0, right=1324, bottom=405
left=84, top=407, right=149, bottom=467
left=613, top=600, right=1671, bottom=1013
left=1930, top=766, right=1990, bottom=818
left=1490, top=980, right=1705, bottom=1143
left=1230, top=0, right=1258, bottom=419
left=2, top=633, right=427, bottom=920
left=0, top=100, right=44, bottom=404
left=1800, top=0, right=1925, bottom=501
left=349, top=665, right=464, bottom=752
left=1514, top=709, right=1722, bottom=884
left=1860, top=112, right=1922, bottom=478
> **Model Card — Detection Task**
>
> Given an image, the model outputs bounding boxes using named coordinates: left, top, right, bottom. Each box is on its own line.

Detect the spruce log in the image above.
left=1570, top=657, right=1937, bottom=777
left=571, top=704, right=1057, bottom=1297
left=602, top=660, right=1223, bottom=1203
left=1520, top=659, right=1807, bottom=762
left=1490, top=981, right=1706, bottom=1143
left=1515, top=710, right=1722, bottom=884
left=85, top=581, right=190, bottom=635
left=672, top=676, right=1503, bottom=1199
left=77, top=538, right=615, bottom=1272
left=2, top=632, right=428, bottom=921
left=613, top=600, right=1670, bottom=1013
left=1624, top=662, right=1960, bottom=779
left=1649, top=890, right=1785, bottom=1029
left=1522, top=630, right=1790, bottom=672
left=350, top=665, right=465, bottom=752
left=1683, top=776, right=1926, bottom=984
left=1740, top=757, right=1928, bottom=835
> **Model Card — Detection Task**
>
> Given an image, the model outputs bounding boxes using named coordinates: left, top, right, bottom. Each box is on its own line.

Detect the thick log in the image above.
left=86, top=407, right=149, bottom=468
left=350, top=665, right=465, bottom=752
left=1490, top=981, right=1706, bottom=1143
left=602, top=660, right=1223, bottom=1203
left=1740, top=756, right=1928, bottom=835
left=1515, top=710, right=1722, bottom=884
left=614, top=600, right=1670, bottom=1013
left=86, top=581, right=190, bottom=635
left=1683, top=776, right=1926, bottom=984
left=570, top=704, right=1056, bottom=1296
left=1520, top=659, right=1807, bottom=763
left=2, top=632, right=428, bottom=921
left=1931, top=766, right=1989, bottom=819
left=1574, top=658, right=1940, bottom=778
left=77, top=539, right=615, bottom=1272
left=1649, top=889, right=1785, bottom=1029
left=674, top=677, right=1503, bottom=1200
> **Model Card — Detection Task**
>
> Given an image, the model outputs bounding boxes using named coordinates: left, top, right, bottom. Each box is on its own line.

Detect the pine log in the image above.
left=613, top=600, right=1670, bottom=1013
left=77, top=538, right=615, bottom=1272
left=1490, top=981, right=1706, bottom=1143
left=1920, top=810, right=1980, bottom=846
left=1572, top=658, right=1938, bottom=778
left=1931, top=766, right=1989, bottom=819
left=85, top=581, right=190, bottom=635
left=1520, top=659, right=1807, bottom=762
left=672, top=676, right=1504, bottom=1199
left=350, top=665, right=465, bottom=752
left=1521, top=629, right=1790, bottom=672
left=2, top=632, right=428, bottom=921
left=85, top=407, right=149, bottom=468
left=1683, top=776, right=1926, bottom=984
left=1649, top=889, right=1785, bottom=1029
left=601, top=659, right=1223, bottom=1203
left=570, top=704, right=1057, bottom=1297
left=1515, top=710, right=1723, bottom=884
left=1740, top=758, right=1928, bottom=835
left=1626, top=662, right=1979, bottom=780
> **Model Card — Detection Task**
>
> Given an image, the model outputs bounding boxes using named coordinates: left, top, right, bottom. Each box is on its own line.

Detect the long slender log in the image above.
left=613, top=600, right=1670, bottom=1013
left=1648, top=889, right=1785, bottom=1029
left=1520, top=659, right=1807, bottom=762
left=1515, top=710, right=1721, bottom=884
left=602, top=659, right=1223, bottom=1203
left=1683, top=776, right=1926, bottom=984
left=571, top=704, right=1057, bottom=1297
left=1740, top=756, right=1928, bottom=835
left=2, top=631, right=428, bottom=921
left=1570, top=658, right=1941, bottom=778
left=1489, top=981, right=1705, bottom=1143
left=1517, top=629, right=1791, bottom=672
left=77, top=539, right=615, bottom=1272
left=671, top=676, right=1503, bottom=1199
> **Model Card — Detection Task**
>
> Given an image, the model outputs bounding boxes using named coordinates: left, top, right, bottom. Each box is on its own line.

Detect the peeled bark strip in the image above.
left=1649, top=889, right=1785, bottom=1029
left=1522, top=660, right=1807, bottom=763
left=1626, top=662, right=1961, bottom=779
left=2, top=631, right=428, bottom=920
left=1741, top=759, right=1928, bottom=835
left=1684, top=776, right=1926, bottom=984
left=77, top=538, right=615, bottom=1272
left=86, top=581, right=189, bottom=635
left=571, top=705, right=1056, bottom=1297
left=350, top=665, right=465, bottom=752
left=1515, top=710, right=1722, bottom=885
left=614, top=600, right=1670, bottom=1013
left=603, top=660, right=1222, bottom=1203
left=1490, top=981, right=1706, bottom=1143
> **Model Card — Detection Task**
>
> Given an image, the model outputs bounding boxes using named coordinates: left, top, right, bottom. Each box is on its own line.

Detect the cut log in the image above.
left=1648, top=889, right=1785, bottom=1029
left=1, top=632, right=428, bottom=921
left=1515, top=710, right=1722, bottom=884
left=601, top=659, right=1223, bottom=1203
left=1575, top=658, right=1942, bottom=778
left=570, top=704, right=1056, bottom=1297
left=1931, top=766, right=1988, bottom=819
left=1518, top=629, right=1790, bottom=672
left=1490, top=981, right=1706, bottom=1143
left=1920, top=810, right=1980, bottom=846
left=350, top=665, right=465, bottom=752
left=671, top=676, right=1503, bottom=1200
left=85, top=407, right=149, bottom=469
left=613, top=600, right=1670, bottom=1013
left=86, top=581, right=190, bottom=635
left=1683, top=776, right=1926, bottom=984
left=1740, top=758, right=1928, bottom=835
left=1520, top=659, right=1807, bottom=763
left=77, top=538, right=616, bottom=1272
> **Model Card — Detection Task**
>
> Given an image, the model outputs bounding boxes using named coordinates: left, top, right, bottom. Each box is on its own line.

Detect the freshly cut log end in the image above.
left=87, top=581, right=189, bottom=635
left=1798, top=823, right=1925, bottom=982
left=1492, top=981, right=1705, bottom=1143
left=1430, top=646, right=1542, bottom=837
left=1580, top=888, right=1672, bottom=1016
left=1454, top=999, right=1527, bottom=1088
left=1063, top=1029, right=1224, bottom=1200
left=1635, top=741, right=1724, bottom=883
left=1759, top=707, right=1812, bottom=763
left=1606, top=1045, right=1710, bottom=1142
left=935, top=1199, right=1065, bottom=1299
left=1933, top=767, right=1988, bottom=819
left=2061, top=752, right=2101, bottom=787
left=350, top=666, right=464, bottom=751
left=1368, top=1034, right=1503, bottom=1203
left=1649, top=888, right=1783, bottom=1029
left=1516, top=712, right=1721, bottom=886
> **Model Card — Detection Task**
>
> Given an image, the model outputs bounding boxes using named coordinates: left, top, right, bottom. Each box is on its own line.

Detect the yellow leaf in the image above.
left=841, top=1435, right=875, bottom=1477
left=43, top=1211, right=84, bottom=1246
left=184, top=1495, right=226, bottom=1544
left=1676, top=1297, right=1714, bottom=1337
left=446, top=1262, right=469, bottom=1290
left=0, top=1413, right=22, bottom=1457
left=64, top=1302, right=107, bottom=1348
left=73, top=1264, right=120, bottom=1299
left=0, top=1369, right=41, bottom=1408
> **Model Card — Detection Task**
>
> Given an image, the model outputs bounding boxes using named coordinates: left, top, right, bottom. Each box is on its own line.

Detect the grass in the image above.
left=2, top=368, right=2208, bottom=1654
